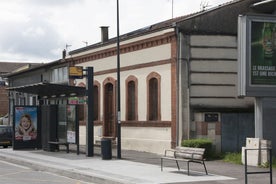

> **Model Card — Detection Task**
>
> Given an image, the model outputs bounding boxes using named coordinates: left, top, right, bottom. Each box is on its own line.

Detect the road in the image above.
left=0, top=160, right=93, bottom=184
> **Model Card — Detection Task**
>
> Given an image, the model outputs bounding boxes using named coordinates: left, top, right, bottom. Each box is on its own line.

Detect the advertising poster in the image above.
left=67, top=105, right=76, bottom=143
left=251, top=21, right=276, bottom=85
left=14, top=106, right=38, bottom=141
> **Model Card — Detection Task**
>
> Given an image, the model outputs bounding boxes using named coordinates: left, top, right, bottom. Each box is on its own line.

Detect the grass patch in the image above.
left=267, top=156, right=276, bottom=168
left=221, top=152, right=276, bottom=168
left=222, top=152, right=242, bottom=165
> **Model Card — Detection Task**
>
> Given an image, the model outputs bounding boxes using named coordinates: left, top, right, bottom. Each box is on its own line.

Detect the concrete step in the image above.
left=95, top=138, right=117, bottom=148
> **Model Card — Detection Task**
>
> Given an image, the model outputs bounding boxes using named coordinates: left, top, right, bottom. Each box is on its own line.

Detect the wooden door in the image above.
left=103, top=83, right=115, bottom=137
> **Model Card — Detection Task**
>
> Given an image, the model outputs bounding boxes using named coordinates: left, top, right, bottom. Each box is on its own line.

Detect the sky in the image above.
left=0, top=0, right=231, bottom=63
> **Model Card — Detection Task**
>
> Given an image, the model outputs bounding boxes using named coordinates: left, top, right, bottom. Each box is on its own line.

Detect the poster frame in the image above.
left=13, top=105, right=41, bottom=150
left=238, top=14, right=276, bottom=97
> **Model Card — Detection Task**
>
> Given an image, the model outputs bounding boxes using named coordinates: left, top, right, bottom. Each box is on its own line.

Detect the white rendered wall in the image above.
left=74, top=29, right=173, bottom=154
left=76, top=43, right=172, bottom=122
left=79, top=125, right=171, bottom=155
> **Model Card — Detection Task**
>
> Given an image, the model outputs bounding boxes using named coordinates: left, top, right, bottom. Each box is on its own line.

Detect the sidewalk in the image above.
left=0, top=146, right=273, bottom=184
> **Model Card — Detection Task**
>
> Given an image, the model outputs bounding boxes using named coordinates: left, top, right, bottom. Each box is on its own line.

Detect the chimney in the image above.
left=100, top=26, right=109, bottom=43
left=62, top=49, right=66, bottom=59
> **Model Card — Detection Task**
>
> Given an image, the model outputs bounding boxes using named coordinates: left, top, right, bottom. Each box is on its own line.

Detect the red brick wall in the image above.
left=0, top=87, right=8, bottom=116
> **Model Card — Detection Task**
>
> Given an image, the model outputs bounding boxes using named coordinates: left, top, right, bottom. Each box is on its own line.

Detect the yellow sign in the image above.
left=69, top=66, right=83, bottom=79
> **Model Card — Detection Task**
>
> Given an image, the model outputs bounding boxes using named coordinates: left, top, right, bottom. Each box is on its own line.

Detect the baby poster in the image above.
left=15, top=106, right=38, bottom=141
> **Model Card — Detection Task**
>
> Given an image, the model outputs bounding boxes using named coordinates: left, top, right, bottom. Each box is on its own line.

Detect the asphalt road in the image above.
left=0, top=160, right=94, bottom=184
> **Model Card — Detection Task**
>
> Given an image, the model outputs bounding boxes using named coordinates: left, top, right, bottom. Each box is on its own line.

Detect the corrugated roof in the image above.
left=71, top=0, right=276, bottom=56
left=69, top=0, right=241, bottom=55
left=0, top=62, right=42, bottom=75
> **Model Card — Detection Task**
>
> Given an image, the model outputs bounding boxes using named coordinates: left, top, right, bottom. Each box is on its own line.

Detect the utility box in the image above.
left=242, top=138, right=271, bottom=166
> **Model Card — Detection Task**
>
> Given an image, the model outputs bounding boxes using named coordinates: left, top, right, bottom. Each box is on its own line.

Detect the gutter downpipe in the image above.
left=175, top=24, right=191, bottom=145
left=175, top=24, right=180, bottom=147
left=174, top=24, right=191, bottom=146
left=185, top=34, right=191, bottom=141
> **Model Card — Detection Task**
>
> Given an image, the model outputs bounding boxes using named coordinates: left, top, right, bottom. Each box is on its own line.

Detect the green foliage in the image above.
left=222, top=153, right=276, bottom=168
left=222, top=152, right=242, bottom=165
left=260, top=156, right=276, bottom=168
left=273, top=157, right=276, bottom=168
left=181, top=139, right=213, bottom=159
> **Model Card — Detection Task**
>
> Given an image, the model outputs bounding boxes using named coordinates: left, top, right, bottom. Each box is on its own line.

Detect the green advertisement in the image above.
left=251, top=21, right=276, bottom=85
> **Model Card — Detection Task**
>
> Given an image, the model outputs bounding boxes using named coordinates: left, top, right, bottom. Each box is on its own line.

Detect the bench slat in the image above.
left=161, top=147, right=208, bottom=175
left=48, top=141, right=69, bottom=153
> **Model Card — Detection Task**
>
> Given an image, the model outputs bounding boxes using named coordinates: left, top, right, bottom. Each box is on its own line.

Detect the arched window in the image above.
left=147, top=72, right=161, bottom=121
left=103, top=77, right=116, bottom=137
left=93, top=81, right=100, bottom=121
left=125, top=76, right=138, bottom=121
left=77, top=81, right=100, bottom=122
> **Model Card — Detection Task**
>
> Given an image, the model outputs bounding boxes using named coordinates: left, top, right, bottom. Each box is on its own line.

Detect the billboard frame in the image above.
left=238, top=14, right=276, bottom=97
left=13, top=106, right=41, bottom=150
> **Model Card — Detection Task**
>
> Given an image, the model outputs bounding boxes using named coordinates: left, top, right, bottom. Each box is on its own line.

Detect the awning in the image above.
left=251, top=0, right=276, bottom=12
left=7, top=82, right=86, bottom=98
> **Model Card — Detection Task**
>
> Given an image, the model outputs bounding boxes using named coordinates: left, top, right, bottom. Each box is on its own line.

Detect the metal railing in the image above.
left=244, top=148, right=272, bottom=184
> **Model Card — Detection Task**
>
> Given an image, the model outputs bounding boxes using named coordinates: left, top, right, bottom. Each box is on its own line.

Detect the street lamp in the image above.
left=116, top=0, right=121, bottom=159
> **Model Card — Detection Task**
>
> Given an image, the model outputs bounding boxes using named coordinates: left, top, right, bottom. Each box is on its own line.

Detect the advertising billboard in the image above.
left=15, top=106, right=38, bottom=141
left=238, top=14, right=276, bottom=97
left=13, top=106, right=40, bottom=150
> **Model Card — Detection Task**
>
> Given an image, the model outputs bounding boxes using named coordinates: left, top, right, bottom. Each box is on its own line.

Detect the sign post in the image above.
left=70, top=66, right=94, bottom=156
left=85, top=67, right=94, bottom=157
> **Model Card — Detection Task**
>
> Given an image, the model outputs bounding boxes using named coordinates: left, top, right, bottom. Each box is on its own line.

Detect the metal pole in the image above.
left=86, top=67, right=94, bottom=157
left=172, top=0, right=174, bottom=18
left=76, top=105, right=80, bottom=155
left=116, top=0, right=121, bottom=159
left=245, top=149, right=248, bottom=184
left=269, top=148, right=272, bottom=184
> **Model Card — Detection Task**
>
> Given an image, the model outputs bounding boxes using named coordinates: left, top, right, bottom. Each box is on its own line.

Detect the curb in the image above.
left=0, top=154, right=132, bottom=184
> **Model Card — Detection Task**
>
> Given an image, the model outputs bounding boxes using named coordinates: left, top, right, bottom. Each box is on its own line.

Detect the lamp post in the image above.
left=86, top=67, right=94, bottom=157
left=116, top=0, right=121, bottom=159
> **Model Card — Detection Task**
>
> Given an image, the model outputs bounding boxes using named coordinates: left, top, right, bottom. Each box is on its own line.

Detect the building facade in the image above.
left=6, top=0, right=276, bottom=154
left=69, top=28, right=176, bottom=153
left=67, top=0, right=275, bottom=154
left=0, top=62, right=42, bottom=120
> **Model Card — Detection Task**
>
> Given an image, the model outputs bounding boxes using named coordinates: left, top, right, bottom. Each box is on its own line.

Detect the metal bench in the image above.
left=161, top=147, right=208, bottom=175
left=48, top=141, right=69, bottom=153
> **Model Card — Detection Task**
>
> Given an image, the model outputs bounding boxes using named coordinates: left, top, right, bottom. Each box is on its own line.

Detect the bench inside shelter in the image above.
left=48, top=141, right=69, bottom=153
left=161, top=147, right=208, bottom=175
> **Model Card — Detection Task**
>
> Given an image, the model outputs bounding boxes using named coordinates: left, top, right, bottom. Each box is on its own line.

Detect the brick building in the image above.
left=6, top=0, right=276, bottom=154
left=0, top=62, right=42, bottom=118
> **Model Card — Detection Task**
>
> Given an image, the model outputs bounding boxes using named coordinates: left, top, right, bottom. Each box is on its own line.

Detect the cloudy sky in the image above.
left=0, top=0, right=230, bottom=63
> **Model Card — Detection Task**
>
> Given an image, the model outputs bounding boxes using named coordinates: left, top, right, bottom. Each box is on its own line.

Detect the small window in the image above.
left=125, top=76, right=138, bottom=121
left=51, top=67, right=68, bottom=83
left=149, top=78, right=158, bottom=120
left=93, top=85, right=99, bottom=121
left=147, top=72, right=161, bottom=121
left=127, top=81, right=136, bottom=120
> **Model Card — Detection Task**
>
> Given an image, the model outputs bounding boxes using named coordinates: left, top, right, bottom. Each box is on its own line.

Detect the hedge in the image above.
left=181, top=139, right=213, bottom=159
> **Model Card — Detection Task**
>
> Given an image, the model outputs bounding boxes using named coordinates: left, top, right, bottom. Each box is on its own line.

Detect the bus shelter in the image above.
left=8, top=82, right=86, bottom=153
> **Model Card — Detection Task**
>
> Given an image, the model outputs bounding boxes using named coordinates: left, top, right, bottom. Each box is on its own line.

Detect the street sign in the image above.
left=69, top=66, right=83, bottom=79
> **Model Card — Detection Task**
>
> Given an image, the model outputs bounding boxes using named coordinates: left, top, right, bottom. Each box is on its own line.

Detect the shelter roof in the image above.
left=251, top=0, right=276, bottom=12
left=7, top=82, right=86, bottom=98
